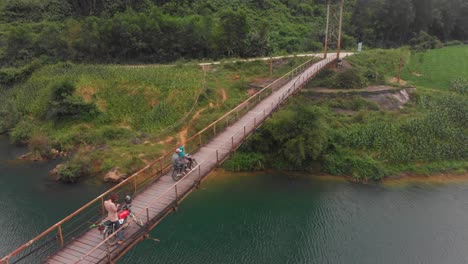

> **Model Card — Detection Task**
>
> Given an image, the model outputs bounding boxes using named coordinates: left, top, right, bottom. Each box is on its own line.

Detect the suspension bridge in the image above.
left=0, top=52, right=350, bottom=264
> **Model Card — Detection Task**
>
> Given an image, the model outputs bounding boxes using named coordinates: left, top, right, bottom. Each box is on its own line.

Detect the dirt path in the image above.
left=178, top=88, right=228, bottom=144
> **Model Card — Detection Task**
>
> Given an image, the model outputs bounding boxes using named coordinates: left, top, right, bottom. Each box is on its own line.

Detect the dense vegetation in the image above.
left=0, top=56, right=310, bottom=182
left=0, top=0, right=467, bottom=69
left=1, top=0, right=467, bottom=182
left=224, top=46, right=468, bottom=180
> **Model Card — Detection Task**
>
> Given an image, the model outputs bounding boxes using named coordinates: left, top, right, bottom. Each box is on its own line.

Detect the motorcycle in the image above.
left=171, top=154, right=198, bottom=181
left=90, top=195, right=144, bottom=245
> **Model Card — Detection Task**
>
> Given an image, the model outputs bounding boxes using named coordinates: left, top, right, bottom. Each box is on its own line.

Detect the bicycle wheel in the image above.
left=103, top=228, right=117, bottom=246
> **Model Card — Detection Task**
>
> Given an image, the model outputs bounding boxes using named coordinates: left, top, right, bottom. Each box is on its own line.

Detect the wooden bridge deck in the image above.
left=42, top=54, right=344, bottom=264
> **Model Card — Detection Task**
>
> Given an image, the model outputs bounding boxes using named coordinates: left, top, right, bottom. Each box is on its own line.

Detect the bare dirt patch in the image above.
left=388, top=77, right=408, bottom=85
left=411, top=71, right=423, bottom=77
left=78, top=86, right=97, bottom=102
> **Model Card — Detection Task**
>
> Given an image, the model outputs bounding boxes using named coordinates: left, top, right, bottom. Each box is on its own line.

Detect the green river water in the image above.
left=2, top=137, right=468, bottom=263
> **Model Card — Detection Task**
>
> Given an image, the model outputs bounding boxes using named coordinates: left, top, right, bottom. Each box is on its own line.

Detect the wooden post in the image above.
left=397, top=55, right=403, bottom=84
left=323, top=0, right=330, bottom=59
left=213, top=124, right=216, bottom=136
left=216, top=150, right=219, bottom=164
left=174, top=185, right=179, bottom=208
left=198, top=134, right=202, bottom=147
left=159, top=160, right=163, bottom=176
left=197, top=164, right=202, bottom=188
left=146, top=208, right=150, bottom=224
left=269, top=57, right=273, bottom=76
left=133, top=177, right=137, bottom=195
left=202, top=65, right=207, bottom=90
left=100, top=197, right=105, bottom=217
left=231, top=136, right=234, bottom=150
left=336, top=0, right=344, bottom=60
left=244, top=126, right=246, bottom=137
left=254, top=117, right=256, bottom=128
left=58, top=225, right=64, bottom=247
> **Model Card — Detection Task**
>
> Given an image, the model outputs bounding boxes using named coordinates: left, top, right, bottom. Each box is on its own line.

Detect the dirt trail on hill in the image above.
left=178, top=88, right=228, bottom=144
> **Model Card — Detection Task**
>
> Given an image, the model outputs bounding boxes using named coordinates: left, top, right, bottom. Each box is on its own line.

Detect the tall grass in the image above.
left=402, top=45, right=468, bottom=90
left=3, top=56, right=311, bottom=180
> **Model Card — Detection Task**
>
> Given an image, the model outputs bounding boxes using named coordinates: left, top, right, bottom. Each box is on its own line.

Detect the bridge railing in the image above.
left=0, top=55, right=336, bottom=264
left=76, top=54, right=340, bottom=263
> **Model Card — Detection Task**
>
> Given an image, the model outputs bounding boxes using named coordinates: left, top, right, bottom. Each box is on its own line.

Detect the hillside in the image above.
left=0, top=56, right=312, bottom=182
left=224, top=46, right=468, bottom=180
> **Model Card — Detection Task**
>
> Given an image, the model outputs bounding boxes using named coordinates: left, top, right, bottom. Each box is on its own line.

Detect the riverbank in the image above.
left=207, top=169, right=468, bottom=187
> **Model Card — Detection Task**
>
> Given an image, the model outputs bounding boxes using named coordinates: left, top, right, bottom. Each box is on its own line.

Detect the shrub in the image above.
left=47, top=80, right=99, bottom=121
left=409, top=31, right=443, bottom=51
left=9, top=119, right=34, bottom=145
left=323, top=151, right=387, bottom=181
left=445, top=40, right=463, bottom=46
left=0, top=99, right=20, bottom=133
left=28, top=135, right=51, bottom=159
left=0, top=60, right=41, bottom=86
left=334, top=68, right=368, bottom=89
left=57, top=161, right=85, bottom=183
left=450, top=78, right=468, bottom=94
left=223, top=152, right=265, bottom=171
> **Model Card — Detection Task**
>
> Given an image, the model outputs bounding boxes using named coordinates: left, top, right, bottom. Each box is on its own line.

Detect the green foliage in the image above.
left=328, top=97, right=380, bottom=111
left=402, top=45, right=468, bottom=90
left=409, top=31, right=444, bottom=51
left=450, top=78, right=468, bottom=94
left=323, top=150, right=387, bottom=181
left=223, top=152, right=265, bottom=172
left=9, top=119, right=34, bottom=145
left=28, top=135, right=51, bottom=159
left=334, top=68, right=369, bottom=89
left=58, top=160, right=88, bottom=183
left=0, top=60, right=41, bottom=86
left=345, top=94, right=467, bottom=163
left=239, top=100, right=329, bottom=170
left=47, top=80, right=99, bottom=121
left=0, top=97, right=20, bottom=133
left=445, top=40, right=464, bottom=46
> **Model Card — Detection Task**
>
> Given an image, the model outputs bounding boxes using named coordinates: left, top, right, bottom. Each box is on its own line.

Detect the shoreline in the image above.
left=208, top=169, right=468, bottom=186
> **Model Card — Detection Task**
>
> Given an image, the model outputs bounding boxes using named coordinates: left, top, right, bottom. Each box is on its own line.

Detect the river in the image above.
left=119, top=172, right=468, bottom=264
left=2, top=136, right=468, bottom=263
left=0, top=136, right=108, bottom=257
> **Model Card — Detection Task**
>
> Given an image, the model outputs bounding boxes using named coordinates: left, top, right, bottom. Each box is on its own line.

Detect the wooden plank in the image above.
left=42, top=57, right=338, bottom=264
left=47, top=254, right=74, bottom=264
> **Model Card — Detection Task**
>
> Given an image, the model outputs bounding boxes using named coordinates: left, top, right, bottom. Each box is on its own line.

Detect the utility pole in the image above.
left=336, top=0, right=344, bottom=60
left=323, top=0, right=331, bottom=59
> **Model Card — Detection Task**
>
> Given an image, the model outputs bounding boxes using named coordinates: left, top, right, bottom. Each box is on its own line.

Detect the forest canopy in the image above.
left=0, top=0, right=467, bottom=66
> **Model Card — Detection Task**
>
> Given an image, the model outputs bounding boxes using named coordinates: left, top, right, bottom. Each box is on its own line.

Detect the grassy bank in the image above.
left=224, top=46, right=468, bottom=181
left=0, top=56, right=312, bottom=182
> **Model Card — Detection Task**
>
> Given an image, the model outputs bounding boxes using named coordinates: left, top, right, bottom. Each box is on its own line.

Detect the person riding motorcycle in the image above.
left=104, top=194, right=124, bottom=244
left=172, top=148, right=186, bottom=174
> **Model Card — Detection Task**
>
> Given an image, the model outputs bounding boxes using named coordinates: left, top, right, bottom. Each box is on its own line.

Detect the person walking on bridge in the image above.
left=104, top=194, right=124, bottom=245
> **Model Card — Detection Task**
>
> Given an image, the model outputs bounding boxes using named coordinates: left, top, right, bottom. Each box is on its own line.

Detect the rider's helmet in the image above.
left=124, top=195, right=132, bottom=204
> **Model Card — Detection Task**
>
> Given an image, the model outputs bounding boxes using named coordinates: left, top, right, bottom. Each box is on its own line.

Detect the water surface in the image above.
left=0, top=136, right=107, bottom=256
left=119, top=172, right=468, bottom=264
